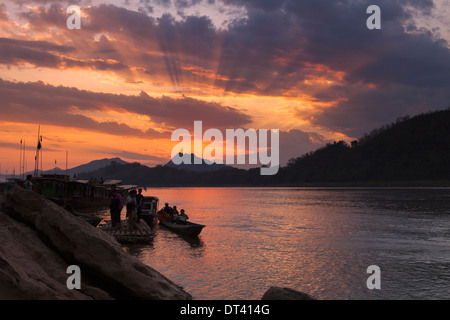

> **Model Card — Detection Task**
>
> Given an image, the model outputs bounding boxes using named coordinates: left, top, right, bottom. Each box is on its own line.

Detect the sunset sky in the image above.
left=1, top=0, right=449, bottom=174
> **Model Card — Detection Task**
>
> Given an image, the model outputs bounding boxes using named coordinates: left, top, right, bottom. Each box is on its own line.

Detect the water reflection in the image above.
left=122, top=243, right=154, bottom=257
left=176, top=233, right=204, bottom=248
left=92, top=187, right=450, bottom=300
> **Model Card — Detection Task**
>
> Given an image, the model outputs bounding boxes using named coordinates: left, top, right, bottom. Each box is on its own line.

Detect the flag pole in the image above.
left=34, top=125, right=41, bottom=178
left=19, top=139, right=22, bottom=179
left=23, top=140, right=26, bottom=180
left=40, top=135, right=43, bottom=175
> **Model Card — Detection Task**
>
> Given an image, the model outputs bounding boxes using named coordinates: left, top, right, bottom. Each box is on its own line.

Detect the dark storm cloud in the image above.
left=2, top=0, right=449, bottom=137
left=0, top=36, right=131, bottom=71
left=0, top=78, right=252, bottom=135
left=279, top=129, right=332, bottom=165
left=312, top=83, right=450, bottom=137
left=0, top=37, right=75, bottom=53
left=281, top=0, right=450, bottom=88
left=217, top=0, right=450, bottom=136
left=345, top=31, right=450, bottom=88
left=9, top=1, right=450, bottom=90
left=214, top=5, right=308, bottom=94
left=0, top=37, right=66, bottom=67
left=148, top=0, right=202, bottom=8
left=216, top=0, right=450, bottom=89
left=12, top=4, right=221, bottom=88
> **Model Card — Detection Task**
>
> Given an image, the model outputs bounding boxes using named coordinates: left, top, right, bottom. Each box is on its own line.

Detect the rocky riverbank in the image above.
left=0, top=186, right=191, bottom=300
left=0, top=186, right=316, bottom=300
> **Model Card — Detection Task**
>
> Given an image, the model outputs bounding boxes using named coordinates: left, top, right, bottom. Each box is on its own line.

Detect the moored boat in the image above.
left=31, top=174, right=136, bottom=209
left=61, top=202, right=103, bottom=227
left=73, top=212, right=103, bottom=227
left=139, top=196, right=159, bottom=226
left=159, top=219, right=205, bottom=236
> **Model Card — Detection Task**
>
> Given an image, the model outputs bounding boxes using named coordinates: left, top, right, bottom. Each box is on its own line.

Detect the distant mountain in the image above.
left=71, top=109, right=450, bottom=186
left=74, top=161, right=256, bottom=186
left=29, top=157, right=129, bottom=177
left=70, top=158, right=129, bottom=176
left=164, top=153, right=232, bottom=172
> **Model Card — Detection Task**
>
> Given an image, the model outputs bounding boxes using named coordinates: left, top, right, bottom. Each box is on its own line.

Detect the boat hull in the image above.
left=140, top=213, right=155, bottom=226
left=74, top=212, right=102, bottom=227
left=159, top=220, right=205, bottom=236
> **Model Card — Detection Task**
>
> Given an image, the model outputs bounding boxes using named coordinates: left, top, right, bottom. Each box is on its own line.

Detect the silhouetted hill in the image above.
left=27, top=157, right=129, bottom=177
left=274, top=108, right=450, bottom=185
left=72, top=158, right=129, bottom=176
left=77, top=161, right=255, bottom=186
left=164, top=153, right=232, bottom=172
left=79, top=109, right=450, bottom=186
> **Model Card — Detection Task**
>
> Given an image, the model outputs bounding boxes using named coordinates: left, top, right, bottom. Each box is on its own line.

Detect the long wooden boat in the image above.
left=73, top=212, right=103, bottom=227
left=31, top=174, right=135, bottom=209
left=159, top=219, right=205, bottom=236
left=49, top=198, right=103, bottom=227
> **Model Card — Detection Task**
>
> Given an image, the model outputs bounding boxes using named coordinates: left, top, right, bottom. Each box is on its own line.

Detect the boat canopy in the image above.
left=103, top=179, right=122, bottom=186
left=117, top=185, right=138, bottom=190
left=74, top=179, right=90, bottom=184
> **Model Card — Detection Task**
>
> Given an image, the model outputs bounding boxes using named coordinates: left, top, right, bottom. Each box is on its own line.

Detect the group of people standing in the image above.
left=110, top=186, right=190, bottom=229
left=109, top=186, right=144, bottom=229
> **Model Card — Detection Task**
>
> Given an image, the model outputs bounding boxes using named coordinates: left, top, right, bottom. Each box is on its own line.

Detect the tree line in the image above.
left=78, top=108, right=450, bottom=186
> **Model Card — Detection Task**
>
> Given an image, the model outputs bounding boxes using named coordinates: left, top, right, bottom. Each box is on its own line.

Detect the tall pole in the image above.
left=23, top=140, right=26, bottom=180
left=34, top=125, right=41, bottom=178
left=40, top=135, right=43, bottom=176
left=19, top=139, right=23, bottom=179
left=34, top=127, right=38, bottom=177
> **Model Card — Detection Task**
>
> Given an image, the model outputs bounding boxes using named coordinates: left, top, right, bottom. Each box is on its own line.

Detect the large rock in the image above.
left=261, top=286, right=316, bottom=300
left=0, top=210, right=111, bottom=299
left=1, top=186, right=191, bottom=300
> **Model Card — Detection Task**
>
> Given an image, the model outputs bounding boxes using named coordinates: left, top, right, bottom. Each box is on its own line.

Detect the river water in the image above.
left=97, top=187, right=450, bottom=300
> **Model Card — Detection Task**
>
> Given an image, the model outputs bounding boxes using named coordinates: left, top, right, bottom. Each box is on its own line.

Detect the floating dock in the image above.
left=99, top=220, right=154, bottom=244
